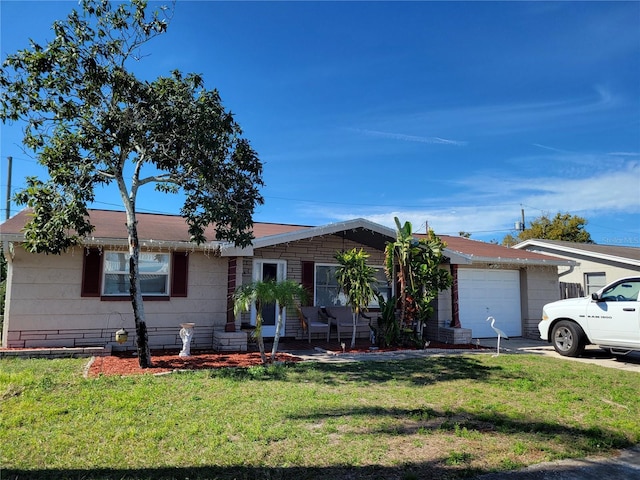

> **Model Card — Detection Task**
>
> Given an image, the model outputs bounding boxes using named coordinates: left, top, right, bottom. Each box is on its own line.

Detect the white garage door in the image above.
left=458, top=269, right=521, bottom=338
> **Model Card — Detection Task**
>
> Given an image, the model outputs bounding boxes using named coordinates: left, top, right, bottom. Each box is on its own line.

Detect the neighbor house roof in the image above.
left=513, top=239, right=640, bottom=267
left=0, top=209, right=571, bottom=266
left=417, top=234, right=574, bottom=267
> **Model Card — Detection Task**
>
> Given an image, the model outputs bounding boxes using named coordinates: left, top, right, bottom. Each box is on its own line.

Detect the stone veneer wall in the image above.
left=240, top=234, right=387, bottom=341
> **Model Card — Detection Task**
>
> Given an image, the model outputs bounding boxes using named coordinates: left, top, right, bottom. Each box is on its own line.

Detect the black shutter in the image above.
left=301, top=261, right=314, bottom=306
left=171, top=252, right=189, bottom=297
left=81, top=248, right=102, bottom=297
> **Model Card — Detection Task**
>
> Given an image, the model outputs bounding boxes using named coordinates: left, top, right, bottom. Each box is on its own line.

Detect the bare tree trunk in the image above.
left=256, top=322, right=267, bottom=365
left=125, top=208, right=152, bottom=368
left=270, top=308, right=284, bottom=361
left=351, top=310, right=357, bottom=349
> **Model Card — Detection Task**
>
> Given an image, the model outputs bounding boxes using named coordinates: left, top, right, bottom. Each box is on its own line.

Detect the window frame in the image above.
left=102, top=251, right=171, bottom=297
left=313, top=263, right=391, bottom=308
left=81, top=248, right=188, bottom=301
left=585, top=272, right=606, bottom=296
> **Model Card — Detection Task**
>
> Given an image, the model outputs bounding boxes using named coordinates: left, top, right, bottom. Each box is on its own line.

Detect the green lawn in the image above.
left=1, top=354, right=639, bottom=480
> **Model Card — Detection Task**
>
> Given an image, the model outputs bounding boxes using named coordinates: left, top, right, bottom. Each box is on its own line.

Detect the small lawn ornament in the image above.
left=486, top=316, right=508, bottom=357
left=115, top=328, right=128, bottom=345
left=179, top=323, right=195, bottom=357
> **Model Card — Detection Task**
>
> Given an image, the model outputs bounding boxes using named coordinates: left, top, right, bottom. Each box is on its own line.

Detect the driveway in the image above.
left=478, top=337, right=640, bottom=373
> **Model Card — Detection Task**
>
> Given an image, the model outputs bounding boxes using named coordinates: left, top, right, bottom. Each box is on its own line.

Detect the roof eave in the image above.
left=514, top=240, right=640, bottom=267
left=464, top=254, right=576, bottom=266
left=0, top=233, right=236, bottom=256
left=252, top=218, right=397, bottom=249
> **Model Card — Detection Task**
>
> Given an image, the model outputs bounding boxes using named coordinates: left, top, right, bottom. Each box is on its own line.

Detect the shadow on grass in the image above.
left=0, top=461, right=483, bottom=480
left=208, top=355, right=497, bottom=385
left=290, top=402, right=632, bottom=450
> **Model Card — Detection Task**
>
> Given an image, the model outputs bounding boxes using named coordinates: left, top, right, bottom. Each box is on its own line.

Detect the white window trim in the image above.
left=102, top=251, right=171, bottom=297
left=314, top=263, right=391, bottom=308
left=250, top=259, right=287, bottom=327
left=585, top=272, right=606, bottom=296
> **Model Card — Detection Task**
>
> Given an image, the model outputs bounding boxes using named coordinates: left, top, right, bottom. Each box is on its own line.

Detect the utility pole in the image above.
left=5, top=156, right=12, bottom=220
left=521, top=208, right=525, bottom=231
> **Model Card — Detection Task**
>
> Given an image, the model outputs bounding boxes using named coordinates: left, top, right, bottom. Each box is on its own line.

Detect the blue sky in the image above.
left=1, top=1, right=639, bottom=245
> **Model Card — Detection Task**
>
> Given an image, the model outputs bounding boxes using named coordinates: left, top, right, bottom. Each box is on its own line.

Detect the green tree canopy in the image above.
left=502, top=212, right=593, bottom=246
left=385, top=218, right=452, bottom=330
left=0, top=0, right=264, bottom=367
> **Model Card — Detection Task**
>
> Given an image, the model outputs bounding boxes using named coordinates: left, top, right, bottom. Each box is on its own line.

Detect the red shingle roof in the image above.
left=0, top=209, right=567, bottom=264
left=0, top=209, right=311, bottom=243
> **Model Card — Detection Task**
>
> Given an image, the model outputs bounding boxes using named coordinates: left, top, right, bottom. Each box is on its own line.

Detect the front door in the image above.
left=252, top=260, right=286, bottom=337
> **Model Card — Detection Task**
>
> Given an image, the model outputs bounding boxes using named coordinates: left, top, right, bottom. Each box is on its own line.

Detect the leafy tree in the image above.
left=384, top=218, right=414, bottom=323
left=0, top=0, right=264, bottom=367
left=385, top=218, right=452, bottom=337
left=373, top=294, right=399, bottom=348
left=502, top=212, right=593, bottom=246
left=407, top=229, right=452, bottom=334
left=270, top=280, right=307, bottom=359
left=334, top=248, right=377, bottom=348
left=233, top=279, right=304, bottom=364
left=233, top=281, right=274, bottom=364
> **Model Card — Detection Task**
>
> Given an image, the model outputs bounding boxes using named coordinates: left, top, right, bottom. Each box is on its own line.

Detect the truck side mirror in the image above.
left=591, top=292, right=602, bottom=302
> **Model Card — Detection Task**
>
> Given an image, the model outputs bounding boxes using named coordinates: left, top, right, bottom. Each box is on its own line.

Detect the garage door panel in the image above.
left=458, top=269, right=521, bottom=338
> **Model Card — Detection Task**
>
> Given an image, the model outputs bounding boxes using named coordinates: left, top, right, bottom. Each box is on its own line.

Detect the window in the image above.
left=585, top=272, right=606, bottom=296
left=314, top=264, right=390, bottom=307
left=103, top=252, right=170, bottom=296
left=600, top=280, right=640, bottom=302
left=315, top=264, right=344, bottom=307
left=81, top=248, right=188, bottom=299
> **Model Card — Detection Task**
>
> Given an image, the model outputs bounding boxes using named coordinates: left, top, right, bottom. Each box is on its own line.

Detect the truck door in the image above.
left=586, top=279, right=640, bottom=348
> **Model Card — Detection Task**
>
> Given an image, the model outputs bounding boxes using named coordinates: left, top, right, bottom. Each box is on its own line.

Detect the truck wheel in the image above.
left=551, top=321, right=585, bottom=357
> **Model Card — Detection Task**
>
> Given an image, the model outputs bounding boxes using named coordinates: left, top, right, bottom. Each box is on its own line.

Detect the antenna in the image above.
left=514, top=208, right=525, bottom=232
left=5, top=156, right=12, bottom=220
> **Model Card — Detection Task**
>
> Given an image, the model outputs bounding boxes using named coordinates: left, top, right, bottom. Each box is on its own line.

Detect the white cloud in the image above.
left=350, top=128, right=467, bottom=146
left=315, top=161, right=640, bottom=238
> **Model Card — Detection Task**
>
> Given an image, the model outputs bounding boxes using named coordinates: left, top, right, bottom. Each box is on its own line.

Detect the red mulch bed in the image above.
left=88, top=350, right=303, bottom=377
left=87, top=342, right=485, bottom=378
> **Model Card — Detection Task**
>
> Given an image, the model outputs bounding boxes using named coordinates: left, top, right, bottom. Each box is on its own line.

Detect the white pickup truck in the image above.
left=539, top=276, right=640, bottom=357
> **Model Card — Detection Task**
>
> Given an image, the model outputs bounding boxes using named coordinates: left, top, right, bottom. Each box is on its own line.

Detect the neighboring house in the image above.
left=514, top=239, right=640, bottom=298
left=1, top=209, right=572, bottom=351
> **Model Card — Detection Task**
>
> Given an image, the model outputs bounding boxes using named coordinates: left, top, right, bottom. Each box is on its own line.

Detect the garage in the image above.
left=457, top=268, right=522, bottom=338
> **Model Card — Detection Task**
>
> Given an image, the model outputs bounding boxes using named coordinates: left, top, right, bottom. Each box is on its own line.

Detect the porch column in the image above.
left=225, top=257, right=238, bottom=331
left=451, top=264, right=461, bottom=328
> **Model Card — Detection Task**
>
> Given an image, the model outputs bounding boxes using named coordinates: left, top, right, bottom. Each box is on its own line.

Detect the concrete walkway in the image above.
left=478, top=337, right=640, bottom=373
left=473, top=444, right=640, bottom=479
left=286, top=337, right=640, bottom=372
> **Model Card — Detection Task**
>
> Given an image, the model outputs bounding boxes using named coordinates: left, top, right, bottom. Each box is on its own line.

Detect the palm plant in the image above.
left=335, top=248, right=377, bottom=348
left=270, top=280, right=307, bottom=359
left=233, top=281, right=275, bottom=364
left=385, top=217, right=452, bottom=334
left=384, top=217, right=415, bottom=325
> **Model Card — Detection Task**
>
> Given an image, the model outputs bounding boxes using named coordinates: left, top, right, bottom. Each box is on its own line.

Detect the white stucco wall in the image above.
left=557, top=260, right=639, bottom=289
left=520, top=266, right=560, bottom=338
left=519, top=245, right=640, bottom=295
left=2, top=246, right=228, bottom=350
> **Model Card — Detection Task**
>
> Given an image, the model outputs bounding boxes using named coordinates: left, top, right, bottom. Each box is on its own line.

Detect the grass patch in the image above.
left=1, top=354, right=639, bottom=479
